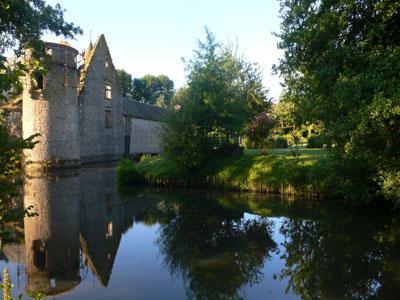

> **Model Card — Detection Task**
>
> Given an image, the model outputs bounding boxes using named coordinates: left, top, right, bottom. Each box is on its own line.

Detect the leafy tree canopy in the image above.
left=116, top=69, right=133, bottom=99
left=133, top=74, right=174, bottom=107
left=275, top=0, right=400, bottom=202
left=162, top=28, right=270, bottom=171
left=0, top=0, right=82, bottom=100
left=116, top=70, right=175, bottom=107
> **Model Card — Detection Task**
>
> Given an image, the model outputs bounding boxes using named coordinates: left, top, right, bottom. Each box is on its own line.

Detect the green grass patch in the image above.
left=118, top=148, right=330, bottom=196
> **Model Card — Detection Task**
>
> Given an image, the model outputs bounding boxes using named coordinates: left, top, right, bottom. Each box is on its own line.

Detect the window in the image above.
left=32, top=240, right=46, bottom=270
left=105, top=61, right=109, bottom=68
left=106, top=222, right=113, bottom=239
left=105, top=83, right=112, bottom=100
left=105, top=110, right=112, bottom=128
left=34, top=72, right=44, bottom=90
left=46, top=48, right=53, bottom=56
left=32, top=72, right=44, bottom=99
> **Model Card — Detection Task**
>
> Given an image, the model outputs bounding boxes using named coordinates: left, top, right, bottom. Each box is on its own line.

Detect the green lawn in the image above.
left=245, top=146, right=326, bottom=158
left=136, top=147, right=328, bottom=195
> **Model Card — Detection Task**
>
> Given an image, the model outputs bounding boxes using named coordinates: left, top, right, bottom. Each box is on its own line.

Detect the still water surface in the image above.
left=1, top=167, right=400, bottom=299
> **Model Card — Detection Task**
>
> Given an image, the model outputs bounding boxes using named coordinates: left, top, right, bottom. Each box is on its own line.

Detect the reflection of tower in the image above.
left=24, top=174, right=81, bottom=295
left=22, top=42, right=81, bottom=173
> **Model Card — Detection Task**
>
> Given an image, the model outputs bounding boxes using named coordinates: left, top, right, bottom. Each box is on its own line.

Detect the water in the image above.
left=1, top=167, right=400, bottom=299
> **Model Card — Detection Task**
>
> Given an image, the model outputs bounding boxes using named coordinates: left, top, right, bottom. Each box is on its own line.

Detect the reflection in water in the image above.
left=0, top=168, right=399, bottom=299
left=155, top=196, right=277, bottom=299
left=278, top=206, right=400, bottom=299
left=22, top=168, right=137, bottom=296
left=24, top=174, right=81, bottom=295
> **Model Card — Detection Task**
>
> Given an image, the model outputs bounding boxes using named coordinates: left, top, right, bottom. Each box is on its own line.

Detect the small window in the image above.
left=32, top=72, right=44, bottom=99
left=46, top=48, right=53, bottom=56
left=105, top=83, right=112, bottom=100
left=105, top=110, right=112, bottom=128
left=34, top=72, right=44, bottom=90
left=105, top=61, right=109, bottom=68
left=32, top=240, right=46, bottom=270
left=106, top=222, right=113, bottom=239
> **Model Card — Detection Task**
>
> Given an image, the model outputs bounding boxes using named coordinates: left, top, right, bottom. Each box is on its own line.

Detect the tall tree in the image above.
left=184, top=28, right=270, bottom=137
left=162, top=28, right=270, bottom=171
left=275, top=0, right=400, bottom=202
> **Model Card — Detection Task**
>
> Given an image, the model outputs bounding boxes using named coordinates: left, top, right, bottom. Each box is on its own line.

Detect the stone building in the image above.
left=18, top=34, right=165, bottom=172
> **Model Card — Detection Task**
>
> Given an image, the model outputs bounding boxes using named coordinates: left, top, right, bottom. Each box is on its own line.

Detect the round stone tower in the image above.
left=23, top=42, right=81, bottom=173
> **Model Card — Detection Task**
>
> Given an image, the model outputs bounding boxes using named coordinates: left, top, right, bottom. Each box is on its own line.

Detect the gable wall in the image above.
left=78, top=37, right=124, bottom=162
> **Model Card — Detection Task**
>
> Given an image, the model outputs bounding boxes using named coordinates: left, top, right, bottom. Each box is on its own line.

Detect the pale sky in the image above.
left=44, top=0, right=284, bottom=101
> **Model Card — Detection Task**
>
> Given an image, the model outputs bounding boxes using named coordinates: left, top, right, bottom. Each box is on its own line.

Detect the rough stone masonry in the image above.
left=13, top=34, right=165, bottom=173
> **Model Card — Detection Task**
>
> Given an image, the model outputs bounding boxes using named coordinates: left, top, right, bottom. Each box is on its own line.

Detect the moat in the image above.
left=2, top=167, right=400, bottom=299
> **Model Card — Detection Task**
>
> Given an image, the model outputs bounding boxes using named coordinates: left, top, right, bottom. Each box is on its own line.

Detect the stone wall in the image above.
left=78, top=35, right=124, bottom=163
left=130, top=118, right=164, bottom=154
left=22, top=43, right=81, bottom=173
left=8, top=36, right=165, bottom=171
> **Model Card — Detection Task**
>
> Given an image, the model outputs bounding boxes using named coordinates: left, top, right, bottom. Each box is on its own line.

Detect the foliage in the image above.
left=0, top=0, right=82, bottom=101
left=116, top=69, right=133, bottom=98
left=116, top=159, right=145, bottom=185
left=279, top=205, right=400, bottom=299
left=115, top=70, right=175, bottom=107
left=271, top=136, right=288, bottom=148
left=155, top=196, right=276, bottom=299
left=162, top=95, right=212, bottom=173
left=271, top=96, right=295, bottom=132
left=162, top=28, right=270, bottom=173
left=379, top=170, right=400, bottom=204
left=1, top=266, right=45, bottom=300
left=247, top=112, right=274, bottom=148
left=133, top=74, right=175, bottom=107
left=307, top=135, right=327, bottom=148
left=275, top=0, right=400, bottom=203
left=136, top=147, right=331, bottom=195
left=212, top=143, right=244, bottom=158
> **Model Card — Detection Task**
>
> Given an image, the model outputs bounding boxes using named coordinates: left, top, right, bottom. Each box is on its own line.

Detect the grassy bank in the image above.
left=119, top=147, right=332, bottom=197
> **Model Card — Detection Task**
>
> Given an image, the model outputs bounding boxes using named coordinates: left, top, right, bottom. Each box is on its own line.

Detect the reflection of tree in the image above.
left=155, top=198, right=277, bottom=300
left=279, top=210, right=400, bottom=299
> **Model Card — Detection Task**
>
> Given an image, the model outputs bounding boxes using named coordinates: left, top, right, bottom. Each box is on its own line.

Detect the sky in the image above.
left=44, top=0, right=284, bottom=101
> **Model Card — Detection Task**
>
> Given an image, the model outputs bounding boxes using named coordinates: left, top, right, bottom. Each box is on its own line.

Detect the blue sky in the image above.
left=45, top=0, right=283, bottom=100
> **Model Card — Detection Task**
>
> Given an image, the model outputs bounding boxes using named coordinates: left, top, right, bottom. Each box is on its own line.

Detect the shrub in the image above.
left=241, top=136, right=252, bottom=149
left=248, top=112, right=275, bottom=148
left=213, top=144, right=244, bottom=157
left=271, top=136, right=288, bottom=148
left=307, top=135, right=326, bottom=148
left=139, top=154, right=152, bottom=163
left=116, top=159, right=145, bottom=185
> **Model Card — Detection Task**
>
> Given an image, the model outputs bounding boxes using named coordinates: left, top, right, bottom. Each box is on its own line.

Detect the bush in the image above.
left=307, top=135, right=327, bottom=148
left=213, top=144, right=244, bottom=157
left=116, top=159, right=145, bottom=185
left=139, top=154, right=152, bottom=163
left=271, top=136, right=288, bottom=148
left=241, top=136, right=252, bottom=149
